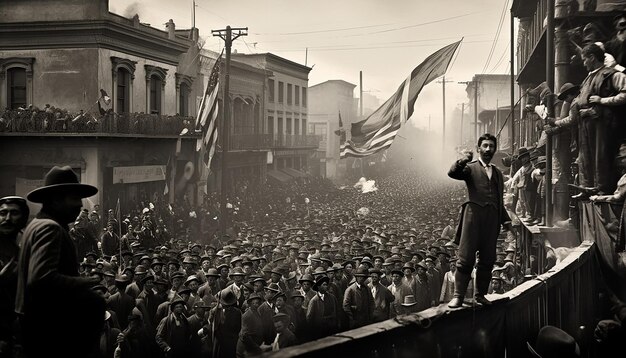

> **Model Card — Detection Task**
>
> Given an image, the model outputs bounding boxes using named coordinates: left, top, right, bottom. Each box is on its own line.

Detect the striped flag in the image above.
left=340, top=40, right=461, bottom=158
left=195, top=51, right=223, bottom=168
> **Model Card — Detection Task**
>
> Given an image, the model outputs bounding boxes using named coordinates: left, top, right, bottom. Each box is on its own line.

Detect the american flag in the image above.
left=340, top=40, right=461, bottom=158
left=196, top=52, right=222, bottom=168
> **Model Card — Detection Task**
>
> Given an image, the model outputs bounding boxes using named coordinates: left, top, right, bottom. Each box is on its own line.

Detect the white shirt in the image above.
left=371, top=285, right=377, bottom=298
left=318, top=292, right=325, bottom=301
left=478, top=157, right=493, bottom=180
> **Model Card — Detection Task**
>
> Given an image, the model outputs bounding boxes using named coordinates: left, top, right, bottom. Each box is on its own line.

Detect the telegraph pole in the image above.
left=460, top=103, right=465, bottom=145
left=436, top=76, right=453, bottom=151
left=359, top=71, right=363, bottom=118
left=212, top=25, right=248, bottom=239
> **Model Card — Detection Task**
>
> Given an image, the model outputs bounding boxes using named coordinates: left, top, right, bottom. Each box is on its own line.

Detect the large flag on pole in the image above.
left=195, top=51, right=223, bottom=169
left=340, top=40, right=462, bottom=158
left=334, top=111, right=347, bottom=152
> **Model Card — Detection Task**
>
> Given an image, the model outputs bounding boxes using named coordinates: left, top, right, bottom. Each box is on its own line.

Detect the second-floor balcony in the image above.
left=0, top=108, right=197, bottom=138
left=229, top=133, right=320, bottom=151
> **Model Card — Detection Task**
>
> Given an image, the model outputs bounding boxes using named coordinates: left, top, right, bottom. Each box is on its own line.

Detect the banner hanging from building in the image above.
left=113, top=165, right=166, bottom=184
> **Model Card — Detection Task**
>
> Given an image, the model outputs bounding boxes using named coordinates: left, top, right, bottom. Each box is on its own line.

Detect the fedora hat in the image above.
left=219, top=289, right=237, bottom=306
left=27, top=166, right=98, bottom=203
left=312, top=276, right=329, bottom=291
left=527, top=325, right=580, bottom=358
left=557, top=83, right=580, bottom=101
left=400, top=295, right=418, bottom=307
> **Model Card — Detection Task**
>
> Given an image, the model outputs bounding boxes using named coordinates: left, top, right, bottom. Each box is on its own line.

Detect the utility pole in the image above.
left=359, top=71, right=363, bottom=118
left=460, top=103, right=465, bottom=145
left=510, top=7, right=515, bottom=155
left=305, top=47, right=308, bottom=66
left=212, top=25, right=248, bottom=239
left=436, top=76, right=453, bottom=151
left=474, top=80, right=478, bottom=144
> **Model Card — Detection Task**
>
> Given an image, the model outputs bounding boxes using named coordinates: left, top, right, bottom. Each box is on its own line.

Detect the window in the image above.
left=286, top=118, right=292, bottom=134
left=278, top=117, right=283, bottom=135
left=7, top=68, right=26, bottom=109
left=179, top=83, right=189, bottom=116
left=116, top=68, right=130, bottom=113
left=295, top=85, right=300, bottom=105
left=111, top=57, right=136, bottom=113
left=287, top=83, right=292, bottom=105
left=302, top=87, right=307, bottom=107
left=267, top=116, right=274, bottom=135
left=278, top=81, right=284, bottom=103
left=302, top=118, right=307, bottom=134
left=144, top=64, right=167, bottom=115
left=150, top=75, right=162, bottom=115
left=268, top=79, right=275, bottom=102
left=294, top=118, right=300, bottom=135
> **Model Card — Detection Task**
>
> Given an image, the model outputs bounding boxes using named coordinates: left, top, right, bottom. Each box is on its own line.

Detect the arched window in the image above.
left=149, top=75, right=162, bottom=115
left=145, top=65, right=167, bottom=115
left=116, top=68, right=130, bottom=113
left=1, top=58, right=34, bottom=110
left=179, top=83, right=189, bottom=116
left=7, top=67, right=26, bottom=109
left=111, top=57, right=136, bottom=114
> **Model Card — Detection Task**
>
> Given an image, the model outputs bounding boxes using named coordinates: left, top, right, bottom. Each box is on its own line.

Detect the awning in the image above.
left=267, top=169, right=292, bottom=183
left=280, top=167, right=308, bottom=178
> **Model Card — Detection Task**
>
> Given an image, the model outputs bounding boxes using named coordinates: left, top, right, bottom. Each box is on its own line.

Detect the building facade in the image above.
left=0, top=0, right=201, bottom=213
left=308, top=80, right=358, bottom=178
left=232, top=52, right=319, bottom=182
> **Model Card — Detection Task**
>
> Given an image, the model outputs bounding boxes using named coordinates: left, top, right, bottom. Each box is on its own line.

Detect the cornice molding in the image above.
left=0, top=21, right=192, bottom=66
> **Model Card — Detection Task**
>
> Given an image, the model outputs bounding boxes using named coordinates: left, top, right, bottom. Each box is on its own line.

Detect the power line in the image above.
left=260, top=40, right=490, bottom=53
left=252, top=22, right=395, bottom=36
left=481, top=0, right=509, bottom=74
left=488, top=42, right=510, bottom=73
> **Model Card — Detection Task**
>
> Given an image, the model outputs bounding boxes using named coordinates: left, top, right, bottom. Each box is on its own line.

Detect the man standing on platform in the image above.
left=447, top=134, right=511, bottom=308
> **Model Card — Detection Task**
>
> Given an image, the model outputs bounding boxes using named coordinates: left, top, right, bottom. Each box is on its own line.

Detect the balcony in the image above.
left=516, top=0, right=547, bottom=77
left=0, top=109, right=197, bottom=138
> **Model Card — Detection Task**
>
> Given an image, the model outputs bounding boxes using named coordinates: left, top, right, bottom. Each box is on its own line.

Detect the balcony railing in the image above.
left=229, top=133, right=321, bottom=150
left=0, top=109, right=196, bottom=137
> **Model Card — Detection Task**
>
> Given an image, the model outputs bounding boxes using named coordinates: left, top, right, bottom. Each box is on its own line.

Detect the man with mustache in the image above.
left=447, top=134, right=511, bottom=308
left=0, top=196, right=29, bottom=358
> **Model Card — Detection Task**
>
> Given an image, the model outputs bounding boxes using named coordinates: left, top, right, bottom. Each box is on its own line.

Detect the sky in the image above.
left=109, top=0, right=515, bottom=132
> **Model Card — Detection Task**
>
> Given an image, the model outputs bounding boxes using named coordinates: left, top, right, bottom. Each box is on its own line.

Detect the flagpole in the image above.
left=116, top=198, right=122, bottom=275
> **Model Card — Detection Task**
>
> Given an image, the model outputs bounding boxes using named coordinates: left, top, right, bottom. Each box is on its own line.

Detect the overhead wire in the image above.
left=481, top=0, right=509, bottom=74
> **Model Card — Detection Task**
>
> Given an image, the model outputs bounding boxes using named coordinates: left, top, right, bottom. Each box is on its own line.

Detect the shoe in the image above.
left=475, top=295, right=492, bottom=306
left=448, top=297, right=464, bottom=308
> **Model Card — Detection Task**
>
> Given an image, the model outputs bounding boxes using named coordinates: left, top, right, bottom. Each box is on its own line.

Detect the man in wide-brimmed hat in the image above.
left=207, top=288, right=242, bottom=358
left=307, top=275, right=338, bottom=340
left=342, top=267, right=374, bottom=329
left=527, top=325, right=580, bottom=358
left=16, top=166, right=105, bottom=358
left=237, top=293, right=264, bottom=357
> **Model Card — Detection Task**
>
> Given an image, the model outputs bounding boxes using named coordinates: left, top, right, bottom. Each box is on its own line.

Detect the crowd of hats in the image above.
left=77, top=165, right=524, bottom=348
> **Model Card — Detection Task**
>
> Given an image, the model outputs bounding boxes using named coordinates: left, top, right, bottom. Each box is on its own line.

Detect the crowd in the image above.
left=0, top=159, right=525, bottom=358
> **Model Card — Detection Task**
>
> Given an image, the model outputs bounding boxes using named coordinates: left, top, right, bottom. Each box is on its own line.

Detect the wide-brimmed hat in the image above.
left=353, top=267, right=370, bottom=277
left=312, top=276, right=330, bottom=291
left=557, top=83, right=580, bottom=101
left=527, top=325, right=580, bottom=358
left=27, top=166, right=98, bottom=203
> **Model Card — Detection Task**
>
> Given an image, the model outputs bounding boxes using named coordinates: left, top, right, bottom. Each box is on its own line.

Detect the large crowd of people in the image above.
left=0, top=157, right=525, bottom=358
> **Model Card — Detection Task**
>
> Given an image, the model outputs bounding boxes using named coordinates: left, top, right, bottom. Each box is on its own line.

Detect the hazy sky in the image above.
left=109, top=0, right=515, bottom=131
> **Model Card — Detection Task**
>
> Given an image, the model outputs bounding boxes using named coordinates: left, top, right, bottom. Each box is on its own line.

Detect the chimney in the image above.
left=166, top=19, right=175, bottom=39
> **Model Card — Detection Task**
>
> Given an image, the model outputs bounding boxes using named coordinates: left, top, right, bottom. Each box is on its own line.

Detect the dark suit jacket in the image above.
left=276, top=328, right=297, bottom=350
left=237, top=308, right=264, bottom=356
left=342, top=282, right=375, bottom=328
left=16, top=212, right=105, bottom=357
left=448, top=159, right=510, bottom=244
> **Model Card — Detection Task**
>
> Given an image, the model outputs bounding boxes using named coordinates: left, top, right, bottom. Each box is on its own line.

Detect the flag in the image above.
left=194, top=51, right=223, bottom=169
left=340, top=40, right=461, bottom=158
left=334, top=111, right=347, bottom=153
left=97, top=89, right=112, bottom=115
